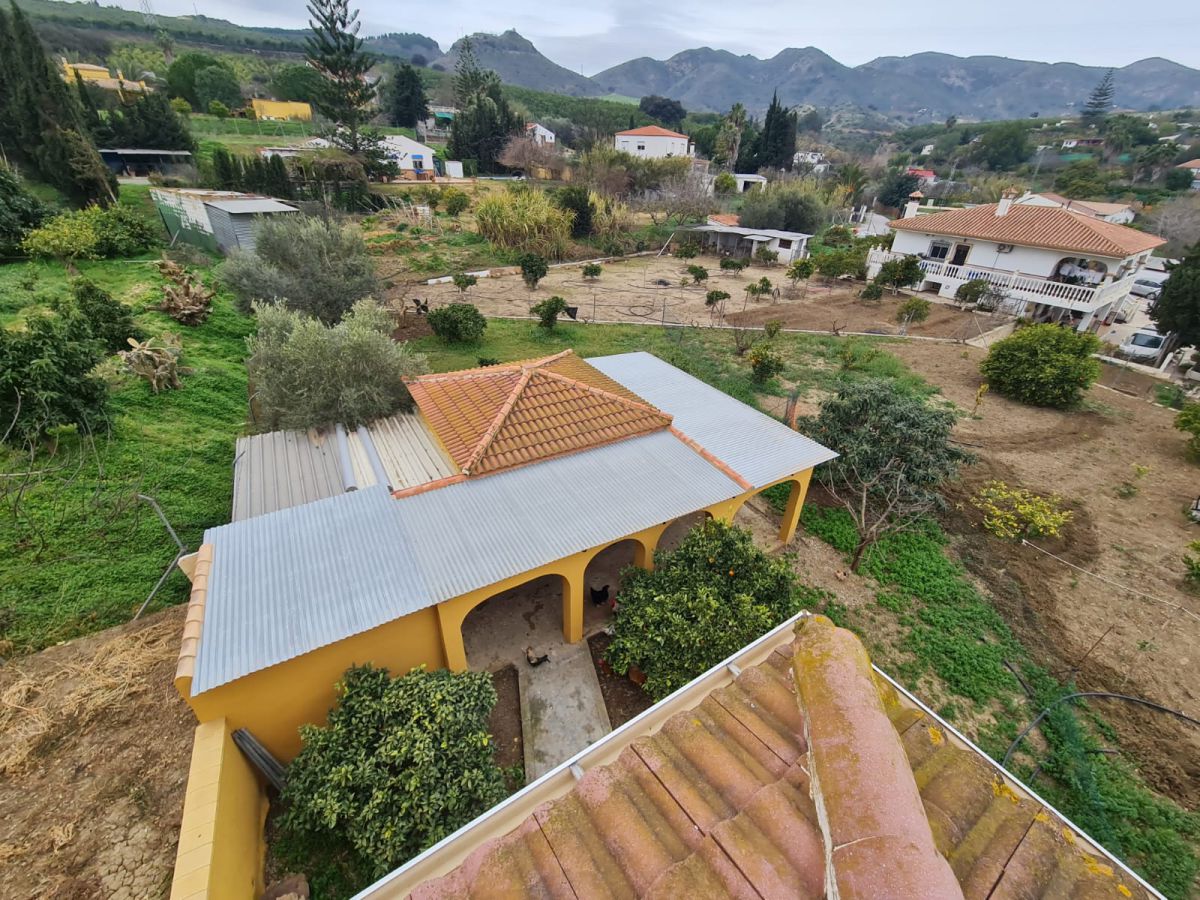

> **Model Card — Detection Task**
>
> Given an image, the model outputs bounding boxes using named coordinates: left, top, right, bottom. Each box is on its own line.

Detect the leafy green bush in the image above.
left=0, top=305, right=108, bottom=443
left=705, top=289, right=730, bottom=307
left=712, top=172, right=737, bottom=195
left=451, top=272, right=478, bottom=293
left=552, top=185, right=592, bottom=237
left=720, top=257, right=748, bottom=273
left=427, top=302, right=487, bottom=343
left=606, top=520, right=825, bottom=699
left=1174, top=403, right=1200, bottom=460
left=169, top=97, right=192, bottom=115
left=754, top=246, right=779, bottom=266
left=954, top=278, right=990, bottom=305
left=246, top=300, right=427, bottom=429
left=278, top=665, right=507, bottom=893
left=875, top=255, right=923, bottom=294
left=64, top=278, right=140, bottom=353
left=441, top=187, right=470, bottom=217
left=22, top=205, right=157, bottom=261
left=517, top=252, right=549, bottom=289
left=970, top=480, right=1072, bottom=540
left=896, top=295, right=931, bottom=324
left=207, top=100, right=230, bottom=118
left=221, top=215, right=378, bottom=324
left=0, top=162, right=49, bottom=256
left=672, top=239, right=700, bottom=259
left=980, top=324, right=1101, bottom=408
left=686, top=264, right=708, bottom=284
left=582, top=262, right=602, bottom=280
left=860, top=282, right=883, bottom=301
left=748, top=342, right=784, bottom=383
left=530, top=295, right=568, bottom=329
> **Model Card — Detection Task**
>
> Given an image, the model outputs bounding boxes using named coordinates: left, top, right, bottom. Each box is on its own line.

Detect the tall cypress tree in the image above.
left=305, top=0, right=375, bottom=153
left=1082, top=69, right=1115, bottom=129
left=386, top=62, right=429, bottom=128
left=1149, top=246, right=1200, bottom=348
left=758, top=91, right=797, bottom=171
left=447, top=38, right=521, bottom=174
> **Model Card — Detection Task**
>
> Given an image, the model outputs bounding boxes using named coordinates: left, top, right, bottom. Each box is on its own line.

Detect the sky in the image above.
left=132, top=0, right=1195, bottom=74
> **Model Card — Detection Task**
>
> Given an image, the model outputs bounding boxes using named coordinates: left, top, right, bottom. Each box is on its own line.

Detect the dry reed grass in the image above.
left=0, top=618, right=178, bottom=774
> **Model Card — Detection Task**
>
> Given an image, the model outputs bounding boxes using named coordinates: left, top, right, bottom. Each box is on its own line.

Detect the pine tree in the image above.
left=448, top=37, right=521, bottom=174
left=1082, top=69, right=1115, bottom=128
left=386, top=62, right=428, bottom=128
left=305, top=0, right=375, bottom=154
left=1150, top=246, right=1200, bottom=348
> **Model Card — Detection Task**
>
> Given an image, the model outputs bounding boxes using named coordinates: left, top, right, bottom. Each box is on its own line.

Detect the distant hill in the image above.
left=594, top=48, right=1200, bottom=120
left=432, top=31, right=605, bottom=98
left=364, top=32, right=441, bottom=61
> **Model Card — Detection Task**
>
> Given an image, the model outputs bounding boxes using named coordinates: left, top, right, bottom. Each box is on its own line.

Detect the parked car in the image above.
left=1119, top=327, right=1167, bottom=363
left=1130, top=278, right=1164, bottom=300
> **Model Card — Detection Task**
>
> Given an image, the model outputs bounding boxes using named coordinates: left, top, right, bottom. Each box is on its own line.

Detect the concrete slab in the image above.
left=519, top=641, right=612, bottom=781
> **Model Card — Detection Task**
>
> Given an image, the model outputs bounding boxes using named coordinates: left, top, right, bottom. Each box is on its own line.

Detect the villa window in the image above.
left=637, top=143, right=646, bottom=151
left=928, top=241, right=951, bottom=260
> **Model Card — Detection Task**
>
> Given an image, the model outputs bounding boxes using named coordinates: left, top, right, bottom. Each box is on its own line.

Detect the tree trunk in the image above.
left=850, top=538, right=870, bottom=572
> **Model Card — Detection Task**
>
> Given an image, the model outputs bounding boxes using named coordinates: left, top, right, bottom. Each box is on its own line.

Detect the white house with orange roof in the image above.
left=525, top=122, right=555, bottom=145
left=869, top=194, right=1165, bottom=330
left=615, top=125, right=692, bottom=158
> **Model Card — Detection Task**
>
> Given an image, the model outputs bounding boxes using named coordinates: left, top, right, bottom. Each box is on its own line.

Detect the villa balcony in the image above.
left=868, top=249, right=1136, bottom=315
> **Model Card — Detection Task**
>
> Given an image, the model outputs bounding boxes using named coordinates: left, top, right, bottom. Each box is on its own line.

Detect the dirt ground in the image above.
left=404, top=254, right=1007, bottom=340
left=488, top=666, right=523, bottom=777
left=0, top=606, right=193, bottom=900
left=587, top=633, right=653, bottom=729
left=887, top=341, right=1200, bottom=807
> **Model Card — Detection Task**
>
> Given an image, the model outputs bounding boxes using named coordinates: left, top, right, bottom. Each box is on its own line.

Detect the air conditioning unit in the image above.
left=997, top=243, right=1014, bottom=253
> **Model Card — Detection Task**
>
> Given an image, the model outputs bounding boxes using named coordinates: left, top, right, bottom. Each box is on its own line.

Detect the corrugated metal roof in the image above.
left=203, top=199, right=299, bottom=214
left=588, top=352, right=837, bottom=488
left=690, top=224, right=812, bottom=240
left=231, top=415, right=454, bottom=521
left=194, top=430, right=745, bottom=694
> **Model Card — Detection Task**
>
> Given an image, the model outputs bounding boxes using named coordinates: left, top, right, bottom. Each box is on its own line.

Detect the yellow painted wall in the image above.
left=180, top=606, right=446, bottom=761
left=251, top=99, right=313, bottom=121
left=169, top=719, right=267, bottom=900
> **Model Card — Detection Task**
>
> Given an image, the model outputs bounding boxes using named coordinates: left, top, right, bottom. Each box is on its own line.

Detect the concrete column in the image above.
left=436, top=603, right=468, bottom=672
left=779, top=471, right=813, bottom=544
left=560, top=560, right=587, bottom=644
left=633, top=524, right=670, bottom=570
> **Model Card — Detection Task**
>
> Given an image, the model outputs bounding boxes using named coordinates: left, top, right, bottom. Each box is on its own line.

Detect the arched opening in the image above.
left=1052, top=256, right=1108, bottom=286
left=461, top=573, right=567, bottom=672
left=657, top=510, right=711, bottom=556
left=582, top=539, right=640, bottom=633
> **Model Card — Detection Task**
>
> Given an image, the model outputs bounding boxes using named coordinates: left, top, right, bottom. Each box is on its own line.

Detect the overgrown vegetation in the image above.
left=246, top=300, right=427, bottom=430
left=22, top=204, right=157, bottom=263
left=475, top=190, right=572, bottom=259
left=970, top=480, right=1072, bottom=540
left=277, top=665, right=507, bottom=897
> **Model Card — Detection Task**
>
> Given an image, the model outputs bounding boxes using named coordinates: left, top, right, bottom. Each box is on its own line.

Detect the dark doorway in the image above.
left=950, top=244, right=970, bottom=266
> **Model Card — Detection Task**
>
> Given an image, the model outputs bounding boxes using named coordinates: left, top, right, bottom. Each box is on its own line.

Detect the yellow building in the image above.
left=167, top=350, right=835, bottom=898
left=61, top=59, right=147, bottom=93
left=250, top=98, right=313, bottom=121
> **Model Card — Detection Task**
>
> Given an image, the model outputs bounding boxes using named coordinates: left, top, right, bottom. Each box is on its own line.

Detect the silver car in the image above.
left=1130, top=278, right=1164, bottom=300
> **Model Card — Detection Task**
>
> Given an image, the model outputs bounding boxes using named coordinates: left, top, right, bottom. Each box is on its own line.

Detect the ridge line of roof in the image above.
left=668, top=425, right=753, bottom=490
left=536, top=368, right=670, bottom=420
left=407, top=349, right=574, bottom=384
left=462, top=368, right=535, bottom=475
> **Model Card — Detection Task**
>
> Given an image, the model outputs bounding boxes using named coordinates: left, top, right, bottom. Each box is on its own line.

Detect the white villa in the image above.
left=614, top=125, right=692, bottom=159
left=381, top=134, right=438, bottom=173
left=1015, top=191, right=1136, bottom=225
left=869, top=194, right=1165, bottom=331
left=526, top=122, right=555, bottom=145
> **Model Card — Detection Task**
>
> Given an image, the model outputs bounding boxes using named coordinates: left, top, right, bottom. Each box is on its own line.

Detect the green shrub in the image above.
left=582, top=262, right=602, bottom=280
left=22, top=205, right=157, bottom=262
left=896, top=295, right=931, bottom=324
left=1155, top=383, right=1187, bottom=410
left=713, top=172, right=737, bottom=195
left=552, top=185, right=592, bottom=237
left=860, top=282, right=883, bottom=301
left=955, top=278, right=990, bottom=305
left=64, top=278, right=140, bottom=354
left=246, top=300, right=427, bottom=429
left=516, top=252, right=549, bottom=289
left=748, top=342, right=784, bottom=383
left=451, top=272, right=478, bottom=293
left=705, top=289, right=730, bottom=308
left=0, top=162, right=49, bottom=256
left=754, top=245, right=779, bottom=266
left=442, top=187, right=470, bottom=217
left=221, top=215, right=378, bottom=324
left=720, top=257, right=748, bottom=273
left=530, top=295, right=568, bottom=329
left=606, top=520, right=825, bottom=699
left=980, top=324, right=1101, bottom=408
left=207, top=100, right=230, bottom=118
left=875, top=256, right=923, bottom=294
left=672, top=238, right=700, bottom=259
left=686, top=264, right=708, bottom=284
left=427, top=302, right=487, bottom=343
left=0, top=306, right=107, bottom=443
left=169, top=97, right=192, bottom=115
left=970, top=480, right=1072, bottom=539
left=1175, top=403, right=1200, bottom=460
left=278, top=665, right=507, bottom=891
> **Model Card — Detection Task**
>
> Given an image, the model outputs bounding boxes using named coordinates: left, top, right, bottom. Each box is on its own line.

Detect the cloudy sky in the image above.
left=133, top=0, right=1194, bottom=73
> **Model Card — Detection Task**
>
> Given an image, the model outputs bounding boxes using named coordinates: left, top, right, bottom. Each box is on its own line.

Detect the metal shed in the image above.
left=202, top=198, right=299, bottom=254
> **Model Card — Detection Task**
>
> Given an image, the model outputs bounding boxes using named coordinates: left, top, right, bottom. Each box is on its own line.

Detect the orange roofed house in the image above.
left=168, top=351, right=835, bottom=898
left=355, top=614, right=1159, bottom=900
left=614, top=125, right=693, bottom=159
left=871, top=194, right=1165, bottom=331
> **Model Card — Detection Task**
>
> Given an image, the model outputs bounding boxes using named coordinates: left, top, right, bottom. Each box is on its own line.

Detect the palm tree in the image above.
left=838, top=162, right=869, bottom=204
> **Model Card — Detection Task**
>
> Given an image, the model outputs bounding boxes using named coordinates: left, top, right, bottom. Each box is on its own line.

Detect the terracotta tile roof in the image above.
left=1177, top=159, right=1200, bottom=170
left=708, top=213, right=741, bottom=227
left=392, top=616, right=1154, bottom=900
left=889, top=203, right=1165, bottom=258
left=406, top=351, right=672, bottom=476
left=616, top=125, right=690, bottom=139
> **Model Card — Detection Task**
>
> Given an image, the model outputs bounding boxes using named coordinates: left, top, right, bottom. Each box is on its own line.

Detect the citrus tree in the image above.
left=980, top=324, right=1101, bottom=408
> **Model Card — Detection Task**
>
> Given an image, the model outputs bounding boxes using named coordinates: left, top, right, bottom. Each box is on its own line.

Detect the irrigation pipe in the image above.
left=1019, top=539, right=1200, bottom=626
left=1002, top=691, right=1200, bottom=768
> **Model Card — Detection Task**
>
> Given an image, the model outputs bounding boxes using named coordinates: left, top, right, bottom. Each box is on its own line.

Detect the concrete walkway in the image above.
left=519, top=641, right=612, bottom=782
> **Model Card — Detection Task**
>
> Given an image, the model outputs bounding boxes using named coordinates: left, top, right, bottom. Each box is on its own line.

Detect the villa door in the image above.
left=950, top=244, right=970, bottom=266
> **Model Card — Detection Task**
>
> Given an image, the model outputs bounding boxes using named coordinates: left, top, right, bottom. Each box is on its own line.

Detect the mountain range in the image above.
left=17, top=0, right=1200, bottom=123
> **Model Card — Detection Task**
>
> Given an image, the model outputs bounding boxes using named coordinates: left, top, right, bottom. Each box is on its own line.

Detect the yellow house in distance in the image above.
left=167, top=350, right=836, bottom=898
left=61, top=59, right=147, bottom=93
left=250, top=98, right=312, bottom=121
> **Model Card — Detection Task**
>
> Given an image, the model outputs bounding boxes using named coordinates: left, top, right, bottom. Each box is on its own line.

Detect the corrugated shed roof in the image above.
left=380, top=618, right=1155, bottom=900
left=203, top=199, right=299, bottom=214
left=888, top=203, right=1164, bottom=258
left=691, top=224, right=813, bottom=241
left=407, top=351, right=669, bottom=476
left=193, top=430, right=744, bottom=694
left=588, top=353, right=838, bottom=488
